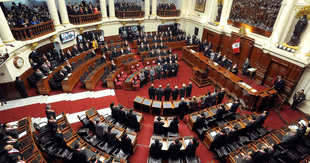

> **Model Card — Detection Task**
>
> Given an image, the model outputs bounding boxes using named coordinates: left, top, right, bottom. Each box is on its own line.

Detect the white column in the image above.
left=57, top=0, right=70, bottom=24
left=145, top=0, right=150, bottom=16
left=271, top=0, right=297, bottom=44
left=179, top=0, right=187, bottom=17
left=207, top=0, right=216, bottom=21
left=100, top=0, right=108, bottom=18
left=46, top=0, right=61, bottom=26
left=0, top=37, right=4, bottom=47
left=151, top=0, right=157, bottom=16
left=219, top=0, right=232, bottom=27
left=109, top=0, right=115, bottom=17
left=0, top=7, right=15, bottom=43
left=300, top=30, right=310, bottom=54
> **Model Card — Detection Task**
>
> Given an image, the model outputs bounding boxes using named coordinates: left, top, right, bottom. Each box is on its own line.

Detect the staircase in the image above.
left=190, top=76, right=211, bottom=88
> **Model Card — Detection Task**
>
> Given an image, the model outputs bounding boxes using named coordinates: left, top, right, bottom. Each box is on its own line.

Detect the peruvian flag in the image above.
left=232, top=38, right=240, bottom=53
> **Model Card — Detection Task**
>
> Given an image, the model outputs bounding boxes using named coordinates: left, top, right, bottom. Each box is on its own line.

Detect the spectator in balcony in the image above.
left=30, top=17, right=40, bottom=26
left=94, top=6, right=99, bottom=14
left=71, top=6, right=78, bottom=15
left=67, top=2, right=73, bottom=14
left=21, top=18, right=30, bottom=27
left=41, top=62, right=50, bottom=75
left=35, top=69, right=45, bottom=81
left=137, top=37, right=142, bottom=45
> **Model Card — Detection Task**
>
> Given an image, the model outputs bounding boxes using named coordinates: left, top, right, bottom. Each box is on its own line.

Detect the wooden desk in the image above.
left=133, top=96, right=144, bottom=111
left=114, top=53, right=134, bottom=67
left=142, top=99, right=153, bottom=113
left=106, top=68, right=122, bottom=88
left=152, top=100, right=162, bottom=114
left=124, top=73, right=139, bottom=90
left=85, top=61, right=111, bottom=90
left=183, top=46, right=274, bottom=111
left=124, top=60, right=139, bottom=73
left=162, top=101, right=174, bottom=116
left=149, top=136, right=193, bottom=151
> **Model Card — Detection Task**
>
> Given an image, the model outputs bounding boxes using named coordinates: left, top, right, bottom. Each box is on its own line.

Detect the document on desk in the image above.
left=226, top=103, right=232, bottom=108
left=210, top=131, right=217, bottom=138
left=184, top=139, right=191, bottom=146
left=288, top=125, right=298, bottom=130
left=190, top=50, right=196, bottom=53
left=299, top=119, right=307, bottom=126
left=251, top=89, right=257, bottom=92
left=247, top=68, right=257, bottom=72
left=162, top=141, right=168, bottom=150
left=19, top=131, right=27, bottom=139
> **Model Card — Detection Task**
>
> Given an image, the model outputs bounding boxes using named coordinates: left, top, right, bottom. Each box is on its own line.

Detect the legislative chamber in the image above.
left=0, top=0, right=310, bottom=163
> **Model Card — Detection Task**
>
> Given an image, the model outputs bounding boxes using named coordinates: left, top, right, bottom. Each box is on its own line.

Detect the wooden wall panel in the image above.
left=202, top=29, right=223, bottom=52
left=0, top=82, right=21, bottom=100
left=249, top=47, right=262, bottom=68
left=19, top=68, right=34, bottom=92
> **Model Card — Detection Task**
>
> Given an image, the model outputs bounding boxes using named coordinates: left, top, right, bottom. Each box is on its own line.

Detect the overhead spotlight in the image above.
left=291, top=49, right=296, bottom=53
left=283, top=47, right=287, bottom=50
left=276, top=44, right=279, bottom=48
left=148, top=16, right=150, bottom=19
left=287, top=48, right=291, bottom=52
left=132, top=17, right=134, bottom=20
left=279, top=45, right=283, bottom=49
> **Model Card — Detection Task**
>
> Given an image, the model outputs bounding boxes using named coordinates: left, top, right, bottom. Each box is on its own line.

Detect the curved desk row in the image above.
left=105, top=53, right=135, bottom=68
left=123, top=60, right=140, bottom=74
left=62, top=55, right=101, bottom=92
left=15, top=116, right=47, bottom=163
left=137, top=40, right=186, bottom=58
left=124, top=67, right=155, bottom=91
left=225, top=115, right=310, bottom=163
left=107, top=68, right=122, bottom=89
left=85, top=61, right=111, bottom=90
left=182, top=46, right=276, bottom=111
left=59, top=111, right=128, bottom=163
left=133, top=36, right=183, bottom=49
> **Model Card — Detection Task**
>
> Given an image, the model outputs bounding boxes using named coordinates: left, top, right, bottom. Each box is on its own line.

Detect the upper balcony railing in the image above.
left=11, top=19, right=55, bottom=41
left=115, top=10, right=144, bottom=19
left=157, top=9, right=180, bottom=17
left=68, top=12, right=101, bottom=25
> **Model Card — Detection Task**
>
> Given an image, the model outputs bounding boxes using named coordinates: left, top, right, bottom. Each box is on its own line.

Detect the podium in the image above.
left=190, top=67, right=211, bottom=88
left=133, top=96, right=144, bottom=111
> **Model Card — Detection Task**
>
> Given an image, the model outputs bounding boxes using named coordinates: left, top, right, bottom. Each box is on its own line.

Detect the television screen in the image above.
left=60, top=30, right=75, bottom=43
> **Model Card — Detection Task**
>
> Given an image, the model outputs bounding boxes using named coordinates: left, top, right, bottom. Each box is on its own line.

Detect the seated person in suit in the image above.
left=215, top=104, right=226, bottom=120
left=119, top=48, right=125, bottom=56
left=35, top=68, right=45, bottom=81
left=152, top=42, right=159, bottom=49
left=73, top=142, right=87, bottom=163
left=65, top=49, right=72, bottom=59
left=65, top=61, right=72, bottom=72
left=168, top=139, right=182, bottom=159
left=5, top=135, right=20, bottom=150
left=211, top=128, right=227, bottom=149
left=101, top=53, right=107, bottom=63
left=215, top=52, right=222, bottom=64
left=4, top=144, right=23, bottom=163
left=121, top=133, right=133, bottom=154
left=169, top=116, right=179, bottom=133
left=139, top=43, right=146, bottom=52
left=90, top=49, right=96, bottom=57
left=193, top=111, right=206, bottom=130
left=153, top=117, right=164, bottom=135
left=106, top=125, right=117, bottom=146
left=242, top=151, right=253, bottom=163
left=252, top=145, right=268, bottom=163
left=137, top=37, right=142, bottom=45
left=168, top=36, right=173, bottom=42
left=103, top=44, right=109, bottom=52
left=145, top=44, right=151, bottom=51
left=220, top=55, right=228, bottom=68
left=40, top=62, right=51, bottom=75
left=159, top=42, right=164, bottom=49
left=272, top=75, right=284, bottom=92
left=185, top=137, right=199, bottom=157
left=78, top=44, right=84, bottom=52
left=230, top=63, right=239, bottom=75
left=149, top=139, right=163, bottom=160
left=122, top=40, right=129, bottom=47
left=125, top=46, right=131, bottom=54
left=48, top=115, right=58, bottom=131
left=3, top=123, right=19, bottom=139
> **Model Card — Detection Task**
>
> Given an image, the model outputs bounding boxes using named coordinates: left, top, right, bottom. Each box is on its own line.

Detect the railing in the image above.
left=68, top=12, right=101, bottom=25
left=11, top=19, right=55, bottom=41
left=157, top=9, right=180, bottom=17
left=115, top=10, right=144, bottom=19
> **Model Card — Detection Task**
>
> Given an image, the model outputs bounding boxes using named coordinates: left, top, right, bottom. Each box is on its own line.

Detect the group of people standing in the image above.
left=66, top=1, right=100, bottom=15
left=115, top=0, right=142, bottom=11
left=148, top=82, right=193, bottom=101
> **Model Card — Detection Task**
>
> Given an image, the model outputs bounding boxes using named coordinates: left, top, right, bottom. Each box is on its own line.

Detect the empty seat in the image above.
left=116, top=44, right=121, bottom=49
left=94, top=62, right=99, bottom=69
left=96, top=58, right=101, bottom=63
left=110, top=40, right=114, bottom=44
left=88, top=66, right=94, bottom=73
left=122, top=60, right=128, bottom=65
left=79, top=75, right=85, bottom=84
left=83, top=71, right=88, bottom=78
left=128, top=58, right=134, bottom=62
left=84, top=56, right=89, bottom=62
left=49, top=78, right=61, bottom=90
left=78, top=59, right=83, bottom=65
left=71, top=62, right=78, bottom=69
left=28, top=74, right=38, bottom=87
left=51, top=60, right=58, bottom=68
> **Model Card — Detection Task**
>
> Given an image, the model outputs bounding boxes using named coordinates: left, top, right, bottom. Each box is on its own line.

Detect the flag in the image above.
left=232, top=38, right=240, bottom=53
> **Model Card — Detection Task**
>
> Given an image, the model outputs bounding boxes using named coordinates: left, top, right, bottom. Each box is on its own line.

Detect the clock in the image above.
left=13, top=57, right=24, bottom=68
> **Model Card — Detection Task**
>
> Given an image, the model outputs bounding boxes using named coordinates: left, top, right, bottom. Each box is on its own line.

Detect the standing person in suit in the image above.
left=226, top=125, right=239, bottom=144
left=290, top=89, right=306, bottom=111
left=156, top=63, right=162, bottom=80
left=54, top=128, right=65, bottom=147
left=15, top=77, right=28, bottom=98
left=169, top=116, right=179, bottom=133
left=48, top=115, right=58, bottom=131
left=193, top=111, right=206, bottom=130
left=172, top=86, right=179, bottom=100
left=242, top=58, right=250, bottom=75
left=245, top=116, right=257, bottom=133
left=185, top=137, right=199, bottom=157
left=148, top=84, right=156, bottom=100
left=164, top=84, right=172, bottom=101
left=149, top=139, right=163, bottom=160
left=156, top=85, right=164, bottom=101
left=230, top=99, right=240, bottom=114
left=106, top=125, right=117, bottom=146
left=139, top=71, right=145, bottom=88
left=144, top=68, right=149, bottom=86
left=173, top=61, right=178, bottom=77
left=211, top=89, right=218, bottom=106
left=179, top=84, right=186, bottom=99
left=127, top=108, right=139, bottom=131
left=94, top=118, right=105, bottom=140
left=73, top=143, right=87, bottom=163
left=121, top=133, right=133, bottom=154
left=272, top=75, right=284, bottom=92
left=162, top=62, right=168, bottom=79
left=168, top=139, right=182, bottom=159
left=230, top=63, right=239, bottom=75
left=215, top=104, right=225, bottom=121
left=150, top=68, right=155, bottom=83
left=216, top=52, right=222, bottom=64
left=186, top=82, right=193, bottom=97
left=168, top=61, right=173, bottom=78
left=189, top=96, right=197, bottom=113
left=281, top=128, right=297, bottom=149
left=192, top=34, right=196, bottom=45
left=255, top=111, right=269, bottom=128
left=154, top=116, right=164, bottom=135
left=178, top=98, right=187, bottom=119
left=217, top=88, right=226, bottom=104
left=211, top=128, right=227, bottom=149
left=45, top=105, right=56, bottom=118
left=252, top=146, right=268, bottom=163
left=204, top=91, right=212, bottom=108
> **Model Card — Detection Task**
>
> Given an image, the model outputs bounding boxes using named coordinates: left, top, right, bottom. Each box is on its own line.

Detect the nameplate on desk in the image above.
left=43, top=76, right=48, bottom=79
left=125, top=79, right=131, bottom=82
left=68, top=73, right=72, bottom=76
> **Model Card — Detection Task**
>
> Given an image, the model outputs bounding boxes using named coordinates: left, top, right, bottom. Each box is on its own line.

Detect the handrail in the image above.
left=10, top=19, right=55, bottom=41
left=157, top=9, right=180, bottom=17
left=115, top=10, right=144, bottom=19
left=68, top=12, right=101, bottom=24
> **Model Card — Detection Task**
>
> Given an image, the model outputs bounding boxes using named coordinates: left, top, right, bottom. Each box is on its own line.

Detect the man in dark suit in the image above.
left=144, top=68, right=149, bottom=85
left=148, top=84, right=156, bottom=100
left=230, top=99, right=240, bottom=114
left=45, top=105, right=56, bottom=118
left=204, top=91, right=212, bottom=108
left=4, top=144, right=23, bottom=163
left=178, top=98, right=187, bottom=119
left=185, top=137, right=199, bottom=157
left=255, top=111, right=269, bottom=128
left=172, top=86, right=179, bottom=100
left=117, top=106, right=126, bottom=124
left=156, top=85, right=164, bottom=101
left=164, top=84, right=172, bottom=101
left=211, top=89, right=218, bottom=106
left=149, top=139, right=163, bottom=159
left=252, top=146, right=268, bottom=163
left=186, top=82, right=193, bottom=97
left=168, top=139, right=182, bottom=159
left=139, top=44, right=145, bottom=52
left=154, top=116, right=164, bottom=135
left=272, top=75, right=284, bottom=92
left=54, top=128, right=65, bottom=147
left=73, top=143, right=88, bottom=163
left=103, top=44, right=109, bottom=52
left=281, top=128, right=297, bottom=149
left=290, top=89, right=306, bottom=111
left=192, top=34, right=196, bottom=45
left=179, top=84, right=186, bottom=99
left=242, top=58, right=250, bottom=75
left=156, top=63, right=162, bottom=80
left=5, top=135, right=20, bottom=150
left=152, top=43, right=159, bottom=49
left=72, top=44, right=79, bottom=55
left=48, top=115, right=58, bottom=131
left=94, top=118, right=105, bottom=140
left=215, top=104, right=225, bottom=121
left=127, top=109, right=139, bottom=131
left=106, top=125, right=117, bottom=146
left=226, top=125, right=238, bottom=144
left=193, top=111, right=205, bottom=130
left=78, top=44, right=84, bottom=52
left=245, top=116, right=257, bottom=134
left=211, top=128, right=227, bottom=149
left=242, top=151, right=254, bottom=163
left=217, top=88, right=226, bottom=104
left=169, top=116, right=179, bottom=134
left=121, top=133, right=133, bottom=154
left=162, top=62, right=168, bottom=79
left=220, top=55, right=228, bottom=68
left=173, top=61, right=178, bottom=77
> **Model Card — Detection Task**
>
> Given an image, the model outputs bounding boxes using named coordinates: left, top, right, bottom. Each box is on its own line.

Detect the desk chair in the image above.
left=51, top=60, right=58, bottom=69
left=145, top=61, right=151, bottom=68
left=78, top=59, right=83, bottom=65
left=28, top=74, right=38, bottom=86
left=49, top=78, right=62, bottom=90
left=116, top=44, right=121, bottom=49
left=115, top=78, right=124, bottom=89
left=110, top=40, right=114, bottom=44
left=152, top=60, right=157, bottom=67
left=71, top=62, right=78, bottom=70
left=84, top=134, right=100, bottom=146
left=136, top=63, right=143, bottom=71
left=147, top=156, right=162, bottom=163
left=122, top=59, right=128, bottom=66
left=132, top=79, right=140, bottom=91
left=128, top=58, right=134, bottom=62
left=100, top=74, right=107, bottom=87
left=131, top=65, right=137, bottom=73
left=168, top=158, right=183, bottom=163
left=34, top=122, right=50, bottom=134
left=79, top=75, right=85, bottom=85
left=77, top=114, right=91, bottom=127
left=83, top=70, right=88, bottom=78
left=88, top=66, right=94, bottom=73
